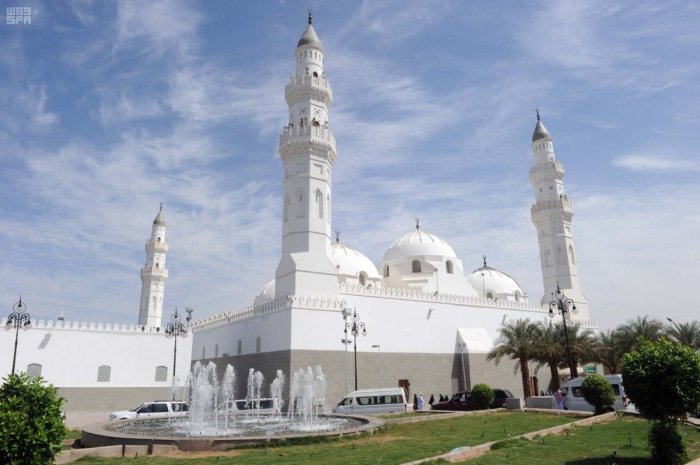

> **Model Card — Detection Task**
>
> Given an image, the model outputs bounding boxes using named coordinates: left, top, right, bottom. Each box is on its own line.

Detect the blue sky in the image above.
left=1, top=0, right=699, bottom=331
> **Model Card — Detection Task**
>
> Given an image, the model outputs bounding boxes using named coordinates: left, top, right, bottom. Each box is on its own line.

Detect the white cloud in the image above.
left=613, top=155, right=700, bottom=172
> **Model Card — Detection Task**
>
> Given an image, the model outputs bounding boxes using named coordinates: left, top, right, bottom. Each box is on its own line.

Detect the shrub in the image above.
left=471, top=383, right=495, bottom=410
left=621, top=338, right=700, bottom=465
left=580, top=374, right=615, bottom=414
left=0, top=373, right=67, bottom=465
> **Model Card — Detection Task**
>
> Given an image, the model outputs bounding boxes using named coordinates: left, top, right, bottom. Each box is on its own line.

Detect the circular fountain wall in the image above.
left=81, top=363, right=385, bottom=451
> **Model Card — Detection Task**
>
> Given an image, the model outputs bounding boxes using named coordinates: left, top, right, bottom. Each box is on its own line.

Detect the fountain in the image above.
left=81, top=362, right=382, bottom=450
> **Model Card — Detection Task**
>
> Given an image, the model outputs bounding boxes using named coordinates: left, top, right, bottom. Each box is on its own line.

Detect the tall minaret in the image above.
left=529, top=113, right=589, bottom=320
left=138, top=204, right=169, bottom=327
left=275, top=12, right=338, bottom=298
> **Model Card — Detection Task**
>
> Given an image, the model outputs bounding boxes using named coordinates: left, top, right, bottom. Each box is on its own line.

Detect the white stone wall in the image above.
left=0, top=319, right=192, bottom=389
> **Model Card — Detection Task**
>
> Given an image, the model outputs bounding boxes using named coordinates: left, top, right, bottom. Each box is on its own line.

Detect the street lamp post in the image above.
left=341, top=337, right=352, bottom=393
left=372, top=344, right=382, bottom=387
left=165, top=307, right=193, bottom=400
left=345, top=308, right=367, bottom=390
left=6, top=296, right=31, bottom=375
left=548, top=285, right=578, bottom=380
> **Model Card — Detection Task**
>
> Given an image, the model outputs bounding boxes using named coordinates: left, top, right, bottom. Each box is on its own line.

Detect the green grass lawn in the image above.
left=64, top=411, right=576, bottom=464
left=464, top=416, right=700, bottom=465
left=64, top=413, right=700, bottom=465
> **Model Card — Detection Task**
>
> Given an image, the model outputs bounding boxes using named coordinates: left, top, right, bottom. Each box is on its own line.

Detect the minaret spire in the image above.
left=308, top=8, right=313, bottom=24
left=529, top=116, right=589, bottom=320
left=275, top=16, right=338, bottom=298
left=138, top=205, right=169, bottom=327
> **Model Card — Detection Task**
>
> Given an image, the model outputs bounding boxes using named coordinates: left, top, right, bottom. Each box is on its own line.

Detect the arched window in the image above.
left=383, top=265, right=390, bottom=277
left=284, top=195, right=290, bottom=221
left=569, top=245, right=576, bottom=265
left=359, top=273, right=366, bottom=286
left=256, top=337, right=261, bottom=353
left=315, top=189, right=323, bottom=219
left=446, top=260, right=454, bottom=274
left=202, top=346, right=206, bottom=359
left=155, top=366, right=167, bottom=382
left=514, top=291, right=522, bottom=302
left=412, top=260, right=421, bottom=273
left=27, top=363, right=42, bottom=380
left=97, top=365, right=111, bottom=382
left=486, top=292, right=494, bottom=300
left=215, top=344, right=219, bottom=357
left=545, top=249, right=551, bottom=267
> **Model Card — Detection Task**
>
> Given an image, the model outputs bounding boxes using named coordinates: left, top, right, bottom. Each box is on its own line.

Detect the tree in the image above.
left=487, top=319, right=538, bottom=398
left=621, top=339, right=700, bottom=465
left=618, top=315, right=664, bottom=354
left=581, top=374, right=615, bottom=415
left=595, top=329, right=625, bottom=374
left=471, top=384, right=495, bottom=410
left=0, top=373, right=67, bottom=465
left=565, top=323, right=599, bottom=371
left=532, top=321, right=563, bottom=392
left=666, top=320, right=700, bottom=351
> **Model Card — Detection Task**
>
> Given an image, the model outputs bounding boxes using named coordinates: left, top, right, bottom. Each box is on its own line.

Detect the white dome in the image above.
left=383, top=229, right=457, bottom=262
left=253, top=279, right=275, bottom=306
left=330, top=242, right=381, bottom=279
left=466, top=264, right=526, bottom=301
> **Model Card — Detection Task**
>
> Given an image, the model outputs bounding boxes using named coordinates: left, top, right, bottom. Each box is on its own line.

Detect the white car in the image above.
left=109, top=401, right=189, bottom=420
left=561, top=374, right=627, bottom=412
left=218, top=398, right=283, bottom=415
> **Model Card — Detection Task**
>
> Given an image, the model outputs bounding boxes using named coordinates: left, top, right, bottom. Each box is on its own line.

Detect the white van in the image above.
left=561, top=374, right=627, bottom=412
left=332, top=388, right=409, bottom=415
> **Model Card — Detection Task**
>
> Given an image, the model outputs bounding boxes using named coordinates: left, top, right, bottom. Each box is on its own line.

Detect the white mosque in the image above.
left=189, top=15, right=596, bottom=405
left=0, top=15, right=596, bottom=412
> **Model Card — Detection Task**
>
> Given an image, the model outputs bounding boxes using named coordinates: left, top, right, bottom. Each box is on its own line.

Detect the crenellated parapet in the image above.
left=279, top=125, right=336, bottom=161
left=0, top=318, right=165, bottom=334
left=285, top=75, right=332, bottom=107
left=339, top=283, right=548, bottom=312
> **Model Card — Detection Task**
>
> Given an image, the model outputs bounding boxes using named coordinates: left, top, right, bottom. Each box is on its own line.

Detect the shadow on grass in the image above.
left=565, top=458, right=651, bottom=465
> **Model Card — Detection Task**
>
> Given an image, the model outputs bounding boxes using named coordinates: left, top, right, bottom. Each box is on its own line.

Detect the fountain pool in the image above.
left=81, top=363, right=384, bottom=451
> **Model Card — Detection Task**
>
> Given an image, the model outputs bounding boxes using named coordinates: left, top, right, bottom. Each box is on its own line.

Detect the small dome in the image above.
left=466, top=263, right=526, bottom=301
left=297, top=23, right=322, bottom=49
left=253, top=280, right=275, bottom=306
left=331, top=242, right=381, bottom=279
left=383, top=229, right=457, bottom=262
left=532, top=119, right=552, bottom=142
left=153, top=207, right=166, bottom=227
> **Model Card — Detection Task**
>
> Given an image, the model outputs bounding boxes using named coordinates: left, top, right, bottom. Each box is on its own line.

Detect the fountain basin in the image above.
left=81, top=414, right=385, bottom=451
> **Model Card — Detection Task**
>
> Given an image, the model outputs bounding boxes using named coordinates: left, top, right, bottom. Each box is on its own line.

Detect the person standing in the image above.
left=428, top=394, right=435, bottom=406
left=554, top=389, right=564, bottom=409
left=413, top=394, right=418, bottom=411
left=417, top=393, right=425, bottom=411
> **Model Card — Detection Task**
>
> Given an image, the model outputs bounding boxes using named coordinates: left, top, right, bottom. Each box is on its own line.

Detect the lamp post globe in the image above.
left=7, top=296, right=31, bottom=375
left=344, top=308, right=367, bottom=391
left=165, top=307, right=193, bottom=400
left=548, top=285, right=578, bottom=380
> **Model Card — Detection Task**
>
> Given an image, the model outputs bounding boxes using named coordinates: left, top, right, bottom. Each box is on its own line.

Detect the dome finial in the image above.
left=415, top=217, right=420, bottom=230
left=483, top=254, right=487, bottom=267
left=335, top=228, right=340, bottom=244
left=159, top=201, right=163, bottom=212
left=308, top=8, right=313, bottom=24
left=536, top=108, right=540, bottom=121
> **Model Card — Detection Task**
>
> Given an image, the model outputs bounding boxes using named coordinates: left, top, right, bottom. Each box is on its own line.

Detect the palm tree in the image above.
left=487, top=318, right=538, bottom=398
left=566, top=323, right=598, bottom=371
left=618, top=315, right=664, bottom=353
left=595, top=329, right=625, bottom=374
left=666, top=319, right=700, bottom=351
left=532, top=321, right=564, bottom=392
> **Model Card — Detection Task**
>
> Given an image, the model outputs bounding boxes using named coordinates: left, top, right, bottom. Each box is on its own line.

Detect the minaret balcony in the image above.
left=279, top=125, right=336, bottom=159
left=285, top=75, right=333, bottom=106
left=530, top=195, right=573, bottom=216
left=145, top=241, right=169, bottom=253
left=140, top=266, right=169, bottom=278
left=529, top=160, right=565, bottom=184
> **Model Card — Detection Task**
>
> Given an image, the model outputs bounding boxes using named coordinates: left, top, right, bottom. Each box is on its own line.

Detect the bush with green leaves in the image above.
left=471, top=383, right=495, bottom=410
left=622, top=338, right=700, bottom=465
left=580, top=374, right=615, bottom=414
left=0, top=373, right=67, bottom=465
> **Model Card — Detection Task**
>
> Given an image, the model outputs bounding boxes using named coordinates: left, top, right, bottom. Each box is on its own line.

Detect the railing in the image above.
left=285, top=74, right=332, bottom=94
left=0, top=319, right=164, bottom=334
left=279, top=125, right=336, bottom=148
left=531, top=195, right=572, bottom=215
left=140, top=266, right=169, bottom=277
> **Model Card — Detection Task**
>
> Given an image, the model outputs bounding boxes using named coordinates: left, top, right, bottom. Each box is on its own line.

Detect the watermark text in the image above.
left=6, top=7, right=32, bottom=25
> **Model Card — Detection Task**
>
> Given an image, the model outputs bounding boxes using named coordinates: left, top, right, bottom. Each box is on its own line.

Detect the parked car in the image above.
left=560, top=374, right=627, bottom=412
left=332, top=388, right=409, bottom=415
left=109, top=400, right=189, bottom=420
left=218, top=398, right=283, bottom=415
left=430, top=388, right=514, bottom=411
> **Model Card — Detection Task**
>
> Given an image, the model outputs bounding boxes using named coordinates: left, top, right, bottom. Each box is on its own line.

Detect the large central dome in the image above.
left=383, top=229, right=457, bottom=262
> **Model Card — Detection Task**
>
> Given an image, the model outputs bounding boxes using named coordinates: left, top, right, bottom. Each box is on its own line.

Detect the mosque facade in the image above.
left=190, top=17, right=596, bottom=406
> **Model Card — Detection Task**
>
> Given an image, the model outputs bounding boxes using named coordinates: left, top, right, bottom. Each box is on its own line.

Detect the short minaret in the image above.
left=138, top=204, right=169, bottom=327
left=529, top=113, right=589, bottom=320
left=275, top=12, right=338, bottom=298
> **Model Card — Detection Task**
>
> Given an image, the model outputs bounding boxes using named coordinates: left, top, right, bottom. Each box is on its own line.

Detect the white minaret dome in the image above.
left=383, top=223, right=458, bottom=262
left=153, top=208, right=166, bottom=226
left=465, top=257, right=527, bottom=301
left=297, top=13, right=322, bottom=49
left=532, top=113, right=552, bottom=142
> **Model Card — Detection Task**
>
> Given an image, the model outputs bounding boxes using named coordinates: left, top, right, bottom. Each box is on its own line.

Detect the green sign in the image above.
left=584, top=365, right=597, bottom=374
